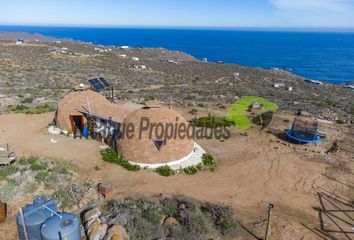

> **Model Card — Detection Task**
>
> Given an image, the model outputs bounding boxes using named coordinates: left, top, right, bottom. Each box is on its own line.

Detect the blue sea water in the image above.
left=1, top=25, right=354, bottom=84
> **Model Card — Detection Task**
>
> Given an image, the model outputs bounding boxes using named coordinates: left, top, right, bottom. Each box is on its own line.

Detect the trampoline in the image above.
left=285, top=118, right=320, bottom=143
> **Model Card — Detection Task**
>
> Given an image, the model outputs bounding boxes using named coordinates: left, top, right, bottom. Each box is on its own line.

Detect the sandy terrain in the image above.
left=0, top=111, right=353, bottom=239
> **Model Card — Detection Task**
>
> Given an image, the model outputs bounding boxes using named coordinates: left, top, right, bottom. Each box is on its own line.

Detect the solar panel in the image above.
left=99, top=77, right=112, bottom=88
left=88, top=77, right=112, bottom=92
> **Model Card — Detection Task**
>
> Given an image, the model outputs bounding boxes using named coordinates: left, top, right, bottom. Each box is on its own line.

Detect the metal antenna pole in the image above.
left=19, top=208, right=29, bottom=240
left=265, top=203, right=274, bottom=240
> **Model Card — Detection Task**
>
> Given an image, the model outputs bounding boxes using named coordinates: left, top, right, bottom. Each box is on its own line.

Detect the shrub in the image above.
left=35, top=171, right=49, bottom=181
left=189, top=108, right=198, bottom=115
left=6, top=104, right=29, bottom=113
left=101, top=148, right=118, bottom=163
left=155, top=165, right=175, bottom=177
left=21, top=97, right=33, bottom=104
left=25, top=103, right=55, bottom=114
left=0, top=165, right=19, bottom=178
left=100, top=148, right=140, bottom=171
left=202, top=153, right=216, bottom=166
left=30, top=161, right=48, bottom=171
left=19, top=156, right=39, bottom=165
left=196, top=163, right=204, bottom=171
left=52, top=161, right=71, bottom=174
left=193, top=114, right=233, bottom=128
left=6, top=103, right=55, bottom=114
left=183, top=166, right=199, bottom=175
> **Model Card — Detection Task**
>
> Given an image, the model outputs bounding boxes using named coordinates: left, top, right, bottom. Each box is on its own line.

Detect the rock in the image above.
left=296, top=111, right=310, bottom=117
left=87, top=220, right=100, bottom=235
left=98, top=183, right=113, bottom=197
left=103, top=225, right=130, bottom=240
left=79, top=188, right=100, bottom=208
left=164, top=217, right=180, bottom=226
left=84, top=207, right=101, bottom=223
left=89, top=221, right=107, bottom=240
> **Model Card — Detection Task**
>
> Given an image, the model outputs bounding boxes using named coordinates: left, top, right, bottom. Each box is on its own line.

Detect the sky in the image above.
left=1, top=0, right=354, bottom=28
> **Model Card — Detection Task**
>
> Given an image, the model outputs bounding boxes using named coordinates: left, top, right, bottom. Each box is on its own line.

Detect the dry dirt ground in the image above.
left=0, top=111, right=353, bottom=240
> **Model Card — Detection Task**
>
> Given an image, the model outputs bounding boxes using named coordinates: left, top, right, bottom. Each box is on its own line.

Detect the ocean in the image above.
left=1, top=25, right=354, bottom=84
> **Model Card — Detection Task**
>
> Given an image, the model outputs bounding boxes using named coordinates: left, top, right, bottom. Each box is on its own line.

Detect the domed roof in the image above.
left=117, top=105, right=194, bottom=165
left=56, top=89, right=135, bottom=130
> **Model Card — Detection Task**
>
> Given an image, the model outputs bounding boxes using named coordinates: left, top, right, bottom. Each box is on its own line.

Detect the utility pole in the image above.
left=264, top=203, right=274, bottom=240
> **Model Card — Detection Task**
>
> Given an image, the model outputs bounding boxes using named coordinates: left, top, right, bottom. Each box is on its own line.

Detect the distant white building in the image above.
left=119, top=54, right=127, bottom=59
left=304, top=79, right=323, bottom=85
left=121, top=46, right=129, bottom=49
left=132, top=57, right=139, bottom=61
left=16, top=38, right=24, bottom=45
left=132, top=65, right=147, bottom=70
left=273, top=83, right=285, bottom=88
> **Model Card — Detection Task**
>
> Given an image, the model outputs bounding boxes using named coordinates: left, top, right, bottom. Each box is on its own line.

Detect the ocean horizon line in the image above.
left=1, top=24, right=354, bottom=33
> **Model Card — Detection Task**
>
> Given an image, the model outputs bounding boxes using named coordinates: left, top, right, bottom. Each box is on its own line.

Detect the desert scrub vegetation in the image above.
left=100, top=147, right=140, bottom=171
left=102, top=195, right=242, bottom=239
left=51, top=182, right=95, bottom=210
left=155, top=165, right=175, bottom=177
left=0, top=156, right=73, bottom=202
left=6, top=103, right=55, bottom=114
left=0, top=165, right=19, bottom=179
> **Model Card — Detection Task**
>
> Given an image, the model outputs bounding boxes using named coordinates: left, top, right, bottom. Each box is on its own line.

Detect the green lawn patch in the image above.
left=226, top=96, right=278, bottom=130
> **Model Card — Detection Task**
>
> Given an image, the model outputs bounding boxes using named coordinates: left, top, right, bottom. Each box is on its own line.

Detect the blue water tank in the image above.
left=41, top=212, right=81, bottom=240
left=16, top=197, right=58, bottom=240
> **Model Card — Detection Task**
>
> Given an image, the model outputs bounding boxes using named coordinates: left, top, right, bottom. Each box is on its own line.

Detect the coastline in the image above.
left=0, top=30, right=344, bottom=87
left=0, top=28, right=353, bottom=85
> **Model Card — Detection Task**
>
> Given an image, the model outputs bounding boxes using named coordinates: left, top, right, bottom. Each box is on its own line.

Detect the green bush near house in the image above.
left=202, top=153, right=216, bottom=166
left=193, top=114, right=233, bottom=128
left=155, top=165, right=175, bottom=177
left=226, top=96, right=278, bottom=130
left=100, top=148, right=140, bottom=171
left=183, top=166, right=199, bottom=175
